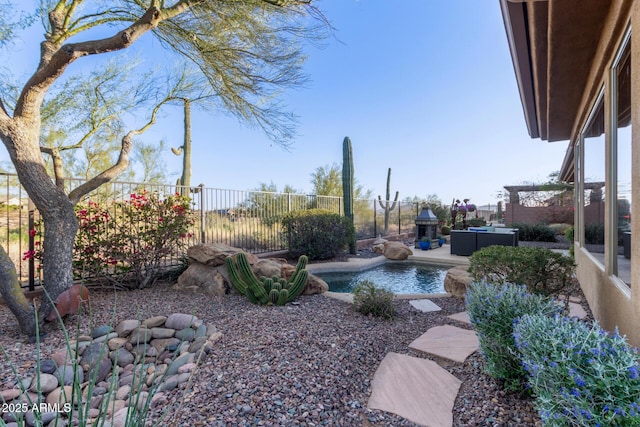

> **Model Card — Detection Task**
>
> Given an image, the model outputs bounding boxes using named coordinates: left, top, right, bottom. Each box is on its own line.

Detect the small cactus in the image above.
left=225, top=252, right=309, bottom=306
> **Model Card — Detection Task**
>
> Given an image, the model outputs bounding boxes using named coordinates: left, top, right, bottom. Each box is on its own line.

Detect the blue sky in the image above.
left=3, top=1, right=570, bottom=206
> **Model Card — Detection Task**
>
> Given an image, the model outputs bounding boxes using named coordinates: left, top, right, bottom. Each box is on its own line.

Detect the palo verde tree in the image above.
left=0, top=0, right=327, bottom=337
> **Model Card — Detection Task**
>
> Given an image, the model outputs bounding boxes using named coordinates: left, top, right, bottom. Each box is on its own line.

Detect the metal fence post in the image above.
left=199, top=183, right=205, bottom=244
left=27, top=198, right=35, bottom=291
left=373, top=199, right=377, bottom=237
left=398, top=202, right=401, bottom=235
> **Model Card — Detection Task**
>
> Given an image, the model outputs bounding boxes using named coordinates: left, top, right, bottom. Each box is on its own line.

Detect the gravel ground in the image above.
left=0, top=245, right=593, bottom=427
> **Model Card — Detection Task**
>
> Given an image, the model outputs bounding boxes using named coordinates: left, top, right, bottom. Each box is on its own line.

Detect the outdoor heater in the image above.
left=414, top=207, right=439, bottom=248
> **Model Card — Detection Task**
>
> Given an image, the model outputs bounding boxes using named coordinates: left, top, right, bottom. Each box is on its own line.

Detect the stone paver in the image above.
left=409, top=299, right=441, bottom=313
left=368, top=352, right=461, bottom=427
left=569, top=302, right=587, bottom=319
left=409, top=325, right=479, bottom=363
left=447, top=311, right=471, bottom=325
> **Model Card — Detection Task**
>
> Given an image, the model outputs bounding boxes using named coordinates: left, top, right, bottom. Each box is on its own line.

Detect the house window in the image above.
left=612, top=30, right=631, bottom=285
left=581, top=90, right=605, bottom=265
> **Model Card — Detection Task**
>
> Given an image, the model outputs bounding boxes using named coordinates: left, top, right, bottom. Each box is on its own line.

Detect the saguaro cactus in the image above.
left=342, top=136, right=356, bottom=254
left=171, top=98, right=192, bottom=196
left=377, top=168, right=399, bottom=235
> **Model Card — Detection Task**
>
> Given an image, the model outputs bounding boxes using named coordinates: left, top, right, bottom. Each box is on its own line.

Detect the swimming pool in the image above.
left=317, top=262, right=448, bottom=294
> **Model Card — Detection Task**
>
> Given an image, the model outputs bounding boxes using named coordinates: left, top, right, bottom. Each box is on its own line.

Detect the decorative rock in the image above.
left=174, top=328, right=195, bottom=342
left=383, top=241, right=413, bottom=260
left=165, top=353, right=194, bottom=376
left=186, top=243, right=258, bottom=266
left=252, top=259, right=283, bottom=278
left=51, top=349, right=73, bottom=368
left=108, top=337, right=128, bottom=351
left=46, top=385, right=73, bottom=406
left=150, top=327, right=175, bottom=339
left=40, top=359, right=57, bottom=374
left=131, top=391, right=150, bottom=412
left=115, top=320, right=140, bottom=338
left=188, top=337, right=208, bottom=353
left=128, top=327, right=152, bottom=345
left=29, top=373, right=59, bottom=393
left=105, top=399, right=126, bottom=416
left=115, top=385, right=131, bottom=400
left=176, top=372, right=191, bottom=384
left=142, top=316, right=167, bottom=328
left=1, top=389, right=21, bottom=401
left=172, top=264, right=227, bottom=297
left=205, top=324, right=217, bottom=336
left=209, top=332, right=223, bottom=343
left=25, top=410, right=57, bottom=426
left=81, top=342, right=109, bottom=370
left=194, top=324, right=207, bottom=340
left=302, top=274, right=329, bottom=295
left=372, top=243, right=385, bottom=254
left=91, top=325, right=114, bottom=339
left=165, top=313, right=199, bottom=331
left=158, top=378, right=178, bottom=392
left=55, top=364, right=83, bottom=386
left=94, top=332, right=119, bottom=344
left=110, top=348, right=134, bottom=368
left=150, top=338, right=180, bottom=353
left=443, top=266, right=472, bottom=299
left=177, top=363, right=197, bottom=374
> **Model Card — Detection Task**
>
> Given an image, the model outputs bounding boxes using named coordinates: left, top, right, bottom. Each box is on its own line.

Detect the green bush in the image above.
left=468, top=246, right=575, bottom=297
left=565, top=226, right=575, bottom=258
left=282, top=209, right=354, bottom=260
left=440, top=225, right=451, bottom=235
left=585, top=223, right=605, bottom=245
left=465, top=282, right=563, bottom=391
left=548, top=223, right=572, bottom=235
left=352, top=280, right=396, bottom=319
left=514, top=314, right=640, bottom=426
left=511, top=222, right=556, bottom=242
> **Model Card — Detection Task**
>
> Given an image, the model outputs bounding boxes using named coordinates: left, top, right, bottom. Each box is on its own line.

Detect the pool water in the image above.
left=318, top=262, right=448, bottom=294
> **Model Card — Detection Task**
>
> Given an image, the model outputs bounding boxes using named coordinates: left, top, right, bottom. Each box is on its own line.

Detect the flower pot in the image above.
left=438, top=238, right=445, bottom=247
left=418, top=241, right=431, bottom=250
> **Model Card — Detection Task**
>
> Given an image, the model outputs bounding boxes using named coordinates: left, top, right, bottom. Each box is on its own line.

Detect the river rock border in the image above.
left=1, top=313, right=222, bottom=427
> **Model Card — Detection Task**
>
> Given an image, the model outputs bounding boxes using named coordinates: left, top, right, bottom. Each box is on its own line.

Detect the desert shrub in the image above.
left=26, top=192, right=194, bottom=288
left=565, top=226, right=575, bottom=258
left=282, top=209, right=354, bottom=260
left=585, top=223, right=605, bottom=245
left=466, top=282, right=563, bottom=391
left=514, top=314, right=640, bottom=426
left=352, top=280, right=396, bottom=319
left=548, top=223, right=571, bottom=235
left=468, top=246, right=575, bottom=297
left=511, top=222, right=556, bottom=242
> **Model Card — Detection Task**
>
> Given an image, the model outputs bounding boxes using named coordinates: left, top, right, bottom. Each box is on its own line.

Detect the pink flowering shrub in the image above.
left=26, top=192, right=194, bottom=288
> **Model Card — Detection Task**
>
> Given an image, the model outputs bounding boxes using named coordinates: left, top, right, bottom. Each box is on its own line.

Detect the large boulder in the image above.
left=186, top=243, right=258, bottom=266
left=173, top=263, right=228, bottom=297
left=275, top=260, right=328, bottom=295
left=303, top=274, right=329, bottom=295
left=253, top=259, right=287, bottom=279
left=444, top=266, right=472, bottom=299
left=383, top=241, right=413, bottom=260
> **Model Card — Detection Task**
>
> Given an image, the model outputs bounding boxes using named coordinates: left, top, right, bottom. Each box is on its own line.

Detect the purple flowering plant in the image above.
left=514, top=314, right=640, bottom=426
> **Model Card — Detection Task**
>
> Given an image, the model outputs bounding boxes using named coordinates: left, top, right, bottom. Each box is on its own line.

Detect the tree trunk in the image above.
left=0, top=245, right=37, bottom=335
left=1, top=122, right=78, bottom=335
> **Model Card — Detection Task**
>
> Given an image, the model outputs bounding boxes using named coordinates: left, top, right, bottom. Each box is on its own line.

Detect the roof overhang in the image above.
left=500, top=0, right=612, bottom=142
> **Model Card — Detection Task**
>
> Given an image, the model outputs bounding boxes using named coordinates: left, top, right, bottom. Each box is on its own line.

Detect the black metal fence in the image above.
left=0, top=173, right=418, bottom=288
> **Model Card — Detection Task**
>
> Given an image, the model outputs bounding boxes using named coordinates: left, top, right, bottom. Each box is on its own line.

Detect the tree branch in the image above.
left=40, top=146, right=66, bottom=189
left=67, top=97, right=168, bottom=204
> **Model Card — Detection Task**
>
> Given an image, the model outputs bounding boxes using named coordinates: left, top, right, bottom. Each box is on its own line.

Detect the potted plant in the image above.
left=418, top=236, right=431, bottom=250
left=437, top=235, right=446, bottom=247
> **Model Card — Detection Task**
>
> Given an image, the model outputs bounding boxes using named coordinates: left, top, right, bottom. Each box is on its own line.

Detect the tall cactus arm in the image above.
left=389, top=191, right=399, bottom=211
